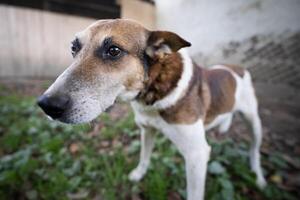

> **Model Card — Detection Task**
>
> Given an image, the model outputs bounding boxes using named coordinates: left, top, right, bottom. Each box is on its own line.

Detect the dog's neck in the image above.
left=137, top=49, right=194, bottom=109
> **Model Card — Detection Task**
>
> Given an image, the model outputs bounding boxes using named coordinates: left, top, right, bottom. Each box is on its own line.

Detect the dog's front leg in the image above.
left=185, top=146, right=210, bottom=200
left=129, top=126, right=155, bottom=182
left=163, top=120, right=211, bottom=200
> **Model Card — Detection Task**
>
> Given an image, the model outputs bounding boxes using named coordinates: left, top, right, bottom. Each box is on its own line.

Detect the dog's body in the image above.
left=38, top=19, right=266, bottom=200
left=129, top=49, right=266, bottom=199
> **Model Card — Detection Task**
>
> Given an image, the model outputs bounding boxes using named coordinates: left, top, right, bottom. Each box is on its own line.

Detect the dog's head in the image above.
left=37, top=19, right=190, bottom=124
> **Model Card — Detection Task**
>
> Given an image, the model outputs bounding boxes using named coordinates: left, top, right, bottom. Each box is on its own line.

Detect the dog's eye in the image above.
left=96, top=38, right=125, bottom=61
left=107, top=46, right=122, bottom=58
left=71, top=38, right=82, bottom=57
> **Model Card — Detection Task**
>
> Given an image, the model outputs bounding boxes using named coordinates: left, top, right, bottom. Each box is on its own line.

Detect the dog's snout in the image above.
left=37, top=94, right=70, bottom=119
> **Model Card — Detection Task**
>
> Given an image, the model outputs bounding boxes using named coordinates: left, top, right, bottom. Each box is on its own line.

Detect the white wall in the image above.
left=155, top=0, right=300, bottom=65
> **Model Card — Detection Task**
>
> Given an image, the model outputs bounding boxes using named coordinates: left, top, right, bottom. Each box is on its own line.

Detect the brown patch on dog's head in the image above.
left=137, top=31, right=191, bottom=105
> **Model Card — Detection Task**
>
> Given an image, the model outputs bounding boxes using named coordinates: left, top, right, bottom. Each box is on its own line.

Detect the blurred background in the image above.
left=0, top=0, right=299, bottom=199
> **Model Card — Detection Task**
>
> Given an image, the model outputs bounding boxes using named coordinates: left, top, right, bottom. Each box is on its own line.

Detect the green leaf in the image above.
left=269, top=154, right=288, bottom=169
left=208, top=161, right=225, bottom=175
left=219, top=178, right=233, bottom=190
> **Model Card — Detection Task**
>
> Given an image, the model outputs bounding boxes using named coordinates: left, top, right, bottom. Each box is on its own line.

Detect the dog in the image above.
left=37, top=19, right=266, bottom=200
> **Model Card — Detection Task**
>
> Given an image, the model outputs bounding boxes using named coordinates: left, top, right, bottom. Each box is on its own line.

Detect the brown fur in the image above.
left=138, top=53, right=183, bottom=105
left=223, top=64, right=245, bottom=77
left=147, top=31, right=191, bottom=53
left=140, top=53, right=237, bottom=125
left=70, top=19, right=150, bottom=92
left=160, top=66, right=207, bottom=124
left=203, top=69, right=237, bottom=124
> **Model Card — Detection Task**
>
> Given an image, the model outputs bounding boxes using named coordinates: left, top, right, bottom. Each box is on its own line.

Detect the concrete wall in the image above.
left=155, top=0, right=300, bottom=88
left=155, top=0, right=300, bottom=60
left=0, top=5, right=96, bottom=78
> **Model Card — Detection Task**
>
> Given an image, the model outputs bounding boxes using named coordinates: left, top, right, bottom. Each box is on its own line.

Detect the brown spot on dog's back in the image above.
left=158, top=65, right=237, bottom=125
left=204, top=69, right=236, bottom=124
left=160, top=66, right=206, bottom=124
left=223, top=64, right=245, bottom=77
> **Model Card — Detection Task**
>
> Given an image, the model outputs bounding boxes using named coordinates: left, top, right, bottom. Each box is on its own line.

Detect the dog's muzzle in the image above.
left=37, top=94, right=70, bottom=119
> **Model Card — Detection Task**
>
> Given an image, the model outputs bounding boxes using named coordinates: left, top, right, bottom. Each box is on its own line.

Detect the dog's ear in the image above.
left=146, top=31, right=191, bottom=59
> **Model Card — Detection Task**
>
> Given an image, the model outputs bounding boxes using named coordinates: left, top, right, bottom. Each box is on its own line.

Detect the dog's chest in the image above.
left=131, top=101, right=165, bottom=128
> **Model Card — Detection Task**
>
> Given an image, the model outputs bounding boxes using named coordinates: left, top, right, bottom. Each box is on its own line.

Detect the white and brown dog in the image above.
left=38, top=19, right=266, bottom=200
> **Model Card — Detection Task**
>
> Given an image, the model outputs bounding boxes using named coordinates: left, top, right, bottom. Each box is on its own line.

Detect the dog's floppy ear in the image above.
left=146, top=31, right=191, bottom=59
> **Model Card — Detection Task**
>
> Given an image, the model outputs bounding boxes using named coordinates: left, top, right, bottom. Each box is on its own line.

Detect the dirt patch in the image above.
left=0, top=79, right=52, bottom=97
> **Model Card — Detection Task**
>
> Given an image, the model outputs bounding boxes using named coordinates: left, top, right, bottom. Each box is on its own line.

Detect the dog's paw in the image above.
left=256, top=177, right=267, bottom=189
left=129, top=168, right=144, bottom=182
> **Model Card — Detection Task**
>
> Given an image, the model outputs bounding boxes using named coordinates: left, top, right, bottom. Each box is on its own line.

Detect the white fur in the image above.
left=206, top=65, right=266, bottom=187
left=44, top=63, right=124, bottom=124
left=131, top=101, right=210, bottom=200
left=129, top=126, right=155, bottom=182
left=118, top=86, right=140, bottom=102
left=152, top=48, right=193, bottom=109
left=234, top=70, right=266, bottom=188
left=205, top=112, right=233, bottom=132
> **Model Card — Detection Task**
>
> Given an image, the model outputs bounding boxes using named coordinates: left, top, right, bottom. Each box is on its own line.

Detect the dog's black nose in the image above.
left=37, top=94, right=70, bottom=119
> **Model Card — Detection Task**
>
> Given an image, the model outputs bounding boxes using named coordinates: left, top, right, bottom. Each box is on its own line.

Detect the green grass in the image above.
left=0, top=89, right=298, bottom=200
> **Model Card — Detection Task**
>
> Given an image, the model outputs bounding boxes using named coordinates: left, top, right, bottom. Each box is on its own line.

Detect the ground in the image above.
left=0, top=80, right=299, bottom=200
